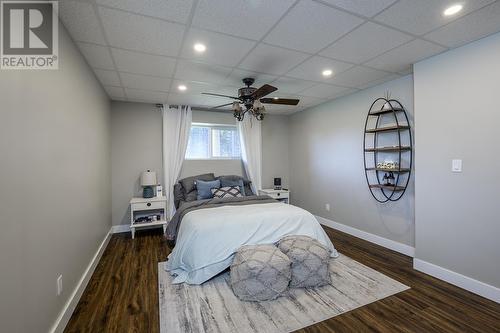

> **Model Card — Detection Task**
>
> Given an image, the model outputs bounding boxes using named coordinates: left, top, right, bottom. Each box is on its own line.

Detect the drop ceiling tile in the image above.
left=264, top=0, right=363, bottom=53
left=119, top=72, right=171, bottom=92
left=424, top=1, right=500, bottom=48
left=192, top=0, right=295, bottom=40
left=374, top=0, right=494, bottom=36
left=270, top=77, right=317, bottom=94
left=59, top=1, right=106, bottom=44
left=77, top=43, right=115, bottom=70
left=239, top=44, right=310, bottom=75
left=167, top=92, right=227, bottom=107
left=111, top=48, right=176, bottom=78
left=328, top=66, right=392, bottom=88
left=170, top=80, right=223, bottom=96
left=299, top=83, right=351, bottom=98
left=98, top=7, right=185, bottom=56
left=319, top=0, right=398, bottom=17
left=320, top=22, right=413, bottom=64
left=104, top=86, right=126, bottom=100
left=295, top=95, right=328, bottom=107
left=95, top=0, right=194, bottom=24
left=181, top=28, right=256, bottom=67
left=364, top=39, right=446, bottom=73
left=223, top=70, right=278, bottom=88
left=357, top=73, right=401, bottom=90
left=94, top=69, right=121, bottom=86
left=125, top=88, right=168, bottom=103
left=175, top=60, right=233, bottom=84
left=286, top=56, right=354, bottom=82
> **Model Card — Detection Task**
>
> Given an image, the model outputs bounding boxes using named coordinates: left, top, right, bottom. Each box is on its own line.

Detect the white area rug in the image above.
left=158, top=254, right=409, bottom=333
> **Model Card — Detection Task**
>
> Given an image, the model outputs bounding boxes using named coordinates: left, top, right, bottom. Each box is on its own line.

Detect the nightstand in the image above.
left=259, top=189, right=290, bottom=204
left=130, top=197, right=168, bottom=239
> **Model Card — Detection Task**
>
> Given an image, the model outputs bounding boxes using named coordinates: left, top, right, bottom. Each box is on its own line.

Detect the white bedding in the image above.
left=165, top=202, right=338, bottom=284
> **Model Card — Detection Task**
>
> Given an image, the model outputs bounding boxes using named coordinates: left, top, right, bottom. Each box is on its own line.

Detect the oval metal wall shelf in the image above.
left=363, top=98, right=412, bottom=203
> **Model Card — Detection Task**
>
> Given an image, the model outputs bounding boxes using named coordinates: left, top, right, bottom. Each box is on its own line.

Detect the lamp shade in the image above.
left=141, top=170, right=157, bottom=186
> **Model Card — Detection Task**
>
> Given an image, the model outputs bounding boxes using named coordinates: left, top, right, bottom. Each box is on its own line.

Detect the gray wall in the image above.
left=111, top=102, right=163, bottom=226
left=111, top=103, right=289, bottom=226
left=262, top=115, right=290, bottom=189
left=414, top=32, right=500, bottom=288
left=289, top=76, right=415, bottom=246
left=0, top=25, right=111, bottom=332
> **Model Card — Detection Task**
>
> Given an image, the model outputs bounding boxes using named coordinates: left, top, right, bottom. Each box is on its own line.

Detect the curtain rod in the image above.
left=155, top=104, right=230, bottom=113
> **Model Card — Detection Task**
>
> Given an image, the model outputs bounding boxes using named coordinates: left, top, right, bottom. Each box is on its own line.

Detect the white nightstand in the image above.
left=130, top=197, right=168, bottom=239
left=259, top=189, right=290, bottom=204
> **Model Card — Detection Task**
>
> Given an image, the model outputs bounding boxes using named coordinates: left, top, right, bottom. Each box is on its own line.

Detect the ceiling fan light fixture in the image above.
left=178, top=84, right=187, bottom=91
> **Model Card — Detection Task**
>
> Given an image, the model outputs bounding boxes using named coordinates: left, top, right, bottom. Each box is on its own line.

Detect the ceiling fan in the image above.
left=202, top=78, right=300, bottom=121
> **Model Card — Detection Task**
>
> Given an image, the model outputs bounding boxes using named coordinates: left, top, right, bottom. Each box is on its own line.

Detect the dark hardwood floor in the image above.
left=65, top=227, right=500, bottom=333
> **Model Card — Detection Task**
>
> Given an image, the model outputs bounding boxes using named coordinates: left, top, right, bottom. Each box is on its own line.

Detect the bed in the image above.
left=164, top=174, right=338, bottom=284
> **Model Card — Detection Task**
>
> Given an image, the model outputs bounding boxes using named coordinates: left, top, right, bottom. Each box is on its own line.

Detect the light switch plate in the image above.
left=452, top=159, right=462, bottom=172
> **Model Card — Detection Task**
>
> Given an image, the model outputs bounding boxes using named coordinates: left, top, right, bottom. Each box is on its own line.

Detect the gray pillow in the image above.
left=173, top=183, right=184, bottom=209
left=230, top=244, right=291, bottom=301
left=218, top=175, right=253, bottom=196
left=179, top=173, right=215, bottom=194
left=277, top=235, right=331, bottom=288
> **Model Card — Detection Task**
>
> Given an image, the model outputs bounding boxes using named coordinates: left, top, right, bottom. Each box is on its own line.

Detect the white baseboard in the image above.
left=49, top=229, right=112, bottom=333
left=315, top=215, right=415, bottom=257
left=414, top=259, right=500, bottom=303
left=111, top=224, right=130, bottom=233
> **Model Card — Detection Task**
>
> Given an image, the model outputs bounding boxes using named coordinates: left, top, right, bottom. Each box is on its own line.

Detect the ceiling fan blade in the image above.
left=260, top=98, right=300, bottom=105
left=202, top=92, right=240, bottom=100
left=211, top=102, right=234, bottom=109
left=251, top=84, right=278, bottom=99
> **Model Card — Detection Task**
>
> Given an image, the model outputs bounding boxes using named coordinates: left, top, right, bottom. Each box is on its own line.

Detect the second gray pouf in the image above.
left=230, top=244, right=291, bottom=301
left=278, top=235, right=332, bottom=288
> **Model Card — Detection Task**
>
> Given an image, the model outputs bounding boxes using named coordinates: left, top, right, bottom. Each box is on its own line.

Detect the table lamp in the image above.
left=141, top=170, right=157, bottom=198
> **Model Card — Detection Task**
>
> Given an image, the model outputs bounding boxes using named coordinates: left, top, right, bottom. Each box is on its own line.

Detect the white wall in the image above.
left=0, top=25, right=111, bottom=332
left=289, top=76, right=415, bottom=247
left=414, top=32, right=500, bottom=292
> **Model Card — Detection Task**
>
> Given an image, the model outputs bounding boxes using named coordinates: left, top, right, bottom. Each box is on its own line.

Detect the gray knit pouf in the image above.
left=230, top=244, right=291, bottom=301
left=278, top=235, right=331, bottom=288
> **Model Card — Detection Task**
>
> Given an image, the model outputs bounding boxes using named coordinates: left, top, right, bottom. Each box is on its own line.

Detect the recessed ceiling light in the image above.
left=178, top=84, right=187, bottom=91
left=273, top=97, right=279, bottom=100
left=322, top=69, right=333, bottom=77
left=443, top=4, right=463, bottom=16
left=193, top=43, right=206, bottom=53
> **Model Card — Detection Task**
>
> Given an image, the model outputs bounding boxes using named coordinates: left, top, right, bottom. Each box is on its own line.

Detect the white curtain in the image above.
left=163, top=105, right=192, bottom=218
left=238, top=116, right=262, bottom=193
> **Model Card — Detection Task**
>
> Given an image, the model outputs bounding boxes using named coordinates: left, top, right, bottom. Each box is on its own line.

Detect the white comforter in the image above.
left=165, top=202, right=338, bottom=284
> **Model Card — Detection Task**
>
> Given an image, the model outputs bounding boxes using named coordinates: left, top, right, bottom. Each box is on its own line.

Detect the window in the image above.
left=185, top=123, right=241, bottom=159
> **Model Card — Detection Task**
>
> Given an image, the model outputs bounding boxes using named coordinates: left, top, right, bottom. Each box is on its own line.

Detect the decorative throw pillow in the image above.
left=230, top=244, right=291, bottom=301
left=220, top=178, right=245, bottom=196
left=218, top=175, right=252, bottom=196
left=211, top=186, right=243, bottom=198
left=179, top=173, right=215, bottom=196
left=277, top=235, right=332, bottom=288
left=195, top=179, right=220, bottom=200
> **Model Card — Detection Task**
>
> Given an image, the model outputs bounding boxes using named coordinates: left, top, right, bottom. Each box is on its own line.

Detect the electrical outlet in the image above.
left=57, top=275, right=63, bottom=296
left=452, top=159, right=462, bottom=172
left=325, top=203, right=330, bottom=212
